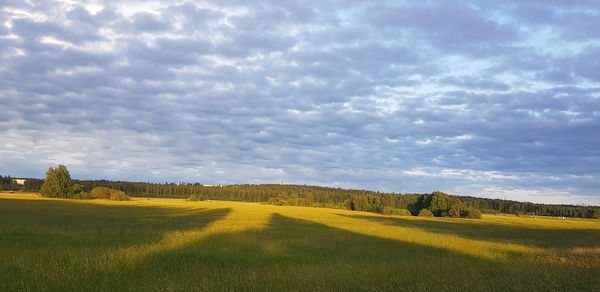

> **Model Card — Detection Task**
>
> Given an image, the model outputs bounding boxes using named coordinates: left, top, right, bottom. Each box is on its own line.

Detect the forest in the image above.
left=4, top=175, right=596, bottom=219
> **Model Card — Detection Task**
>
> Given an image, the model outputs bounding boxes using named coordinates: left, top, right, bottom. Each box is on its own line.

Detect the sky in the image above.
left=1, top=0, right=599, bottom=205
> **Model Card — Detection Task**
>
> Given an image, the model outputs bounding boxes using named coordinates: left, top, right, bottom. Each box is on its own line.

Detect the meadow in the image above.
left=1, top=193, right=599, bottom=291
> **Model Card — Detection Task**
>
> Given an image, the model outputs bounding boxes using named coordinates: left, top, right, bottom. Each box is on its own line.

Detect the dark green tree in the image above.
left=448, top=198, right=466, bottom=218
left=428, top=192, right=450, bottom=216
left=351, top=195, right=371, bottom=211
left=0, top=176, right=19, bottom=191
left=23, top=179, right=44, bottom=192
left=39, top=165, right=73, bottom=198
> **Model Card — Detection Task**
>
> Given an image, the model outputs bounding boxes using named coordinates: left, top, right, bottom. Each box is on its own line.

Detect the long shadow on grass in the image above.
left=95, top=207, right=233, bottom=272
left=0, top=198, right=234, bottom=291
left=338, top=213, right=600, bottom=249
left=0, top=198, right=230, bottom=250
left=109, top=213, right=472, bottom=291
left=108, top=213, right=598, bottom=291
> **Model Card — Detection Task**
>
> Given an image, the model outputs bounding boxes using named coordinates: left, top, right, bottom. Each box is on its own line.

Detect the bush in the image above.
left=312, top=202, right=344, bottom=209
left=89, top=187, right=130, bottom=201
left=187, top=195, right=206, bottom=201
left=90, top=187, right=111, bottom=199
left=109, top=189, right=130, bottom=201
left=267, top=197, right=289, bottom=206
left=396, top=209, right=412, bottom=216
left=71, top=191, right=93, bottom=200
left=69, top=184, right=90, bottom=199
left=382, top=206, right=394, bottom=215
left=417, top=209, right=433, bottom=217
left=383, top=207, right=412, bottom=216
left=465, top=208, right=482, bottom=219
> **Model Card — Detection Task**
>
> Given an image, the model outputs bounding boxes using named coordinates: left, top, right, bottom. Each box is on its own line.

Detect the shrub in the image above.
left=187, top=195, right=199, bottom=201
left=90, top=187, right=111, bottom=199
left=383, top=207, right=412, bottom=216
left=396, top=209, right=412, bottom=216
left=267, top=197, right=289, bottom=206
left=382, top=206, right=394, bottom=215
left=465, top=208, right=482, bottom=219
left=69, top=184, right=90, bottom=199
left=322, top=202, right=341, bottom=209
left=109, top=190, right=130, bottom=201
left=90, top=187, right=129, bottom=201
left=312, top=202, right=344, bottom=209
left=417, top=209, right=433, bottom=217
left=71, top=191, right=92, bottom=200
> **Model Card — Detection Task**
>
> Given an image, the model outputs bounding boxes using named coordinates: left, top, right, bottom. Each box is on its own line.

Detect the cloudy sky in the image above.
left=1, top=0, right=599, bottom=204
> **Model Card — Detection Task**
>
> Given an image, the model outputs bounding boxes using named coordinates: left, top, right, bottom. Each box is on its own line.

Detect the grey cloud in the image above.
left=574, top=46, right=600, bottom=81
left=1, top=0, right=600, bottom=204
left=510, top=6, right=600, bottom=40
left=438, top=77, right=510, bottom=91
left=10, top=18, right=105, bottom=44
left=369, top=2, right=516, bottom=46
left=165, top=3, right=222, bottom=32
left=128, top=12, right=172, bottom=32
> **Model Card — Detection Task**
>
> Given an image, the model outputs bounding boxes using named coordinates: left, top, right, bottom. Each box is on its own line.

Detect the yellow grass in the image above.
left=1, top=193, right=599, bottom=291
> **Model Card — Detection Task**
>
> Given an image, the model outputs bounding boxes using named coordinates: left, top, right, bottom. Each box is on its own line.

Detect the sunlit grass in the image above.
left=280, top=208, right=543, bottom=261
left=1, top=193, right=599, bottom=291
left=100, top=206, right=272, bottom=271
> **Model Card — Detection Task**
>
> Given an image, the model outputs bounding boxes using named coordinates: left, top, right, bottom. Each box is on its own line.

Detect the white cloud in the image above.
left=478, top=187, right=600, bottom=205
left=1, top=0, right=599, bottom=204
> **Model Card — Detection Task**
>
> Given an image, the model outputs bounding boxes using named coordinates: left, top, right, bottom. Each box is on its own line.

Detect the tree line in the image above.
left=0, top=175, right=19, bottom=191
left=267, top=190, right=482, bottom=218
left=4, top=168, right=599, bottom=218
left=459, top=196, right=599, bottom=218
left=72, top=178, right=600, bottom=218
left=0, top=175, right=44, bottom=192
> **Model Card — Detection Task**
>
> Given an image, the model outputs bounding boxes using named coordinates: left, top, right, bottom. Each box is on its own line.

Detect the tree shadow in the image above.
left=337, top=213, right=600, bottom=249
left=0, top=197, right=231, bottom=251
left=1, top=197, right=235, bottom=291
left=105, top=213, right=598, bottom=291
left=4, top=198, right=600, bottom=291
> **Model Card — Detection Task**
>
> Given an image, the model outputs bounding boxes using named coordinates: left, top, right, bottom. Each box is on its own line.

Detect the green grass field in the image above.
left=1, top=193, right=599, bottom=291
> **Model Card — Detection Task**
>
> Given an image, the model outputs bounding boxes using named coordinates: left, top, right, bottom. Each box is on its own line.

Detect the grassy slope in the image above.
left=1, top=193, right=599, bottom=291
